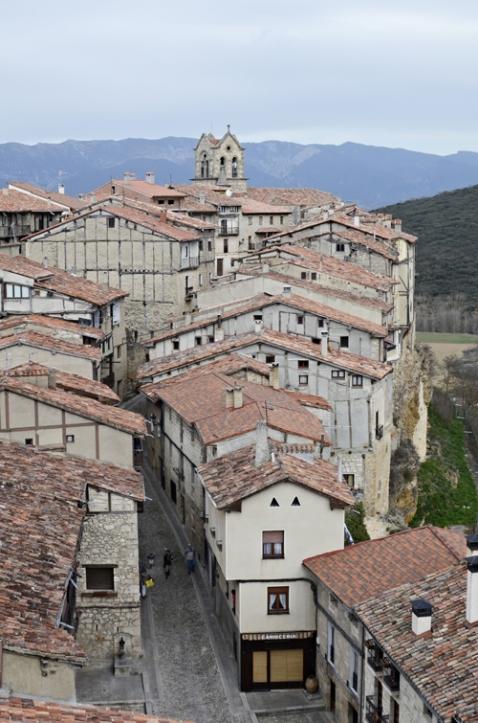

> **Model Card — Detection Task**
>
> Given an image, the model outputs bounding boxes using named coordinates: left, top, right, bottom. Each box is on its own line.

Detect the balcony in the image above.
left=367, top=642, right=384, bottom=671
left=383, top=659, right=400, bottom=692
left=180, top=256, right=199, bottom=270
left=185, top=286, right=195, bottom=300
left=0, top=224, right=31, bottom=238
left=218, top=224, right=239, bottom=236
left=366, top=696, right=389, bottom=723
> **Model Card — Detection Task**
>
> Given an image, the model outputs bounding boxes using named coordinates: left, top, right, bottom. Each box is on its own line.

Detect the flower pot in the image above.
left=305, top=675, right=319, bottom=694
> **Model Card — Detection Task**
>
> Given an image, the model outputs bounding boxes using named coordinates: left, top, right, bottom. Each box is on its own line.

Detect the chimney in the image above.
left=145, top=171, right=156, bottom=185
left=225, top=387, right=235, bottom=409
left=214, top=326, right=224, bottom=342
left=466, top=556, right=478, bottom=624
left=254, top=319, right=263, bottom=334
left=282, top=285, right=292, bottom=295
left=269, top=362, right=280, bottom=389
left=159, top=210, right=168, bottom=223
left=57, top=183, right=65, bottom=195
left=262, top=262, right=270, bottom=273
left=123, top=171, right=136, bottom=182
left=392, top=218, right=402, bottom=233
left=467, top=533, right=478, bottom=556
left=47, top=370, right=57, bottom=389
left=411, top=598, right=433, bottom=635
left=255, top=420, right=270, bottom=467
left=320, top=330, right=328, bottom=356
left=233, top=385, right=243, bottom=409
left=199, top=193, right=206, bottom=205
left=353, top=210, right=360, bottom=228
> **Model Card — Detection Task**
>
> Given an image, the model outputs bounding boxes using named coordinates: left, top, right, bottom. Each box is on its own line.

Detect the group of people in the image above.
left=140, top=544, right=195, bottom=597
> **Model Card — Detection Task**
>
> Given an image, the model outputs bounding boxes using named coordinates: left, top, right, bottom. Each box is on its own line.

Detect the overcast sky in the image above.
left=2, top=1, right=478, bottom=154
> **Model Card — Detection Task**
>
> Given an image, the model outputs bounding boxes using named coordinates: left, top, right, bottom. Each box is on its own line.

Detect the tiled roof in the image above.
left=244, top=245, right=394, bottom=292
left=0, top=441, right=143, bottom=660
left=92, top=178, right=186, bottom=201
left=0, top=313, right=104, bottom=340
left=356, top=562, right=476, bottom=721
left=0, top=698, right=190, bottom=723
left=0, top=253, right=127, bottom=306
left=281, top=388, right=331, bottom=410
left=0, top=187, right=66, bottom=213
left=303, top=526, right=466, bottom=608
left=138, top=329, right=392, bottom=381
left=175, top=185, right=242, bottom=208
left=199, top=445, right=354, bottom=508
left=99, top=205, right=201, bottom=241
left=238, top=198, right=291, bottom=215
left=93, top=196, right=215, bottom=230
left=8, top=180, right=82, bottom=210
left=6, top=362, right=119, bottom=404
left=245, top=187, right=338, bottom=208
left=0, top=330, right=101, bottom=362
left=142, top=369, right=328, bottom=445
left=145, top=291, right=387, bottom=347
left=0, top=376, right=146, bottom=434
left=142, top=353, right=272, bottom=385
left=332, top=212, right=417, bottom=244
left=245, top=268, right=393, bottom=312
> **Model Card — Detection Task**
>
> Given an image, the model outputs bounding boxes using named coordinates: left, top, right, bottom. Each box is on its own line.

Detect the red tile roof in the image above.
left=0, top=313, right=104, bottom=340
left=145, top=291, right=387, bottom=347
left=138, top=329, right=392, bottom=381
left=8, top=180, right=82, bottom=210
left=92, top=178, right=186, bottom=201
left=142, top=353, right=272, bottom=384
left=6, top=362, right=119, bottom=404
left=332, top=212, right=417, bottom=244
left=356, top=562, right=476, bottom=721
left=0, top=188, right=66, bottom=213
left=0, top=698, right=190, bottom=723
left=142, top=369, right=328, bottom=445
left=0, top=376, right=146, bottom=434
left=0, top=441, right=143, bottom=661
left=303, top=526, right=466, bottom=608
left=245, top=187, right=338, bottom=208
left=198, top=445, right=353, bottom=508
left=0, top=330, right=101, bottom=362
left=0, top=253, right=127, bottom=306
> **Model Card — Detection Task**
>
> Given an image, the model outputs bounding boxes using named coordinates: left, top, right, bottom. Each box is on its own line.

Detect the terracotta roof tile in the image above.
left=303, top=526, right=466, bottom=608
left=0, top=376, right=146, bottom=434
left=356, top=562, right=476, bottom=720
left=92, top=178, right=186, bottom=201
left=245, top=187, right=338, bottom=208
left=6, top=362, right=119, bottom=404
left=199, top=445, right=354, bottom=508
left=8, top=181, right=82, bottom=210
left=0, top=698, right=190, bottom=722
left=0, top=330, right=101, bottom=362
left=138, top=329, right=392, bottom=381
left=142, top=369, right=328, bottom=445
left=145, top=291, right=387, bottom=346
left=0, top=313, right=104, bottom=340
left=142, top=353, right=272, bottom=384
left=0, top=441, right=144, bottom=660
left=0, top=253, right=127, bottom=306
left=332, top=212, right=417, bottom=243
left=0, top=188, right=66, bottom=213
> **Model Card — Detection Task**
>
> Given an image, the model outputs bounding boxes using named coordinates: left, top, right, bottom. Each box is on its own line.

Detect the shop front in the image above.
left=240, top=631, right=316, bottom=691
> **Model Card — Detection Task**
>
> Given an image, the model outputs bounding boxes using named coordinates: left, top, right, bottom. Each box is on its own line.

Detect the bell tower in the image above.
left=192, top=126, right=247, bottom=192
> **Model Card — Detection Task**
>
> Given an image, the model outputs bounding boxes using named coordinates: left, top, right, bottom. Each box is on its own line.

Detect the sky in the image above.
left=2, top=0, right=478, bottom=154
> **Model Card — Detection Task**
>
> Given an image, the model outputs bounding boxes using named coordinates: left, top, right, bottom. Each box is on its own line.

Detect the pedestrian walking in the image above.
left=163, top=548, right=173, bottom=579
left=184, top=543, right=196, bottom=574
left=147, top=552, right=155, bottom=569
left=144, top=574, right=156, bottom=592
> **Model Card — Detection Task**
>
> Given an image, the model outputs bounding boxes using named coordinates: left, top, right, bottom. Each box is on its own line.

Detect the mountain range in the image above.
left=4, top=137, right=478, bottom=208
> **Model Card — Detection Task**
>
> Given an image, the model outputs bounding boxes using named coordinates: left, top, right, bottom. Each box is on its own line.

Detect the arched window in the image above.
left=200, top=157, right=209, bottom=178
left=220, top=156, right=225, bottom=167
left=232, top=157, right=238, bottom=178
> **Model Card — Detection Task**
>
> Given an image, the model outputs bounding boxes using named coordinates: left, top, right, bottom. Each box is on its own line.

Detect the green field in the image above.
left=417, top=332, right=478, bottom=344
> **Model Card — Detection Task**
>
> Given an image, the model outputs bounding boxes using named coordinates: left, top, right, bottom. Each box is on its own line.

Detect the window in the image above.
left=195, top=336, right=202, bottom=346
left=280, top=215, right=284, bottom=224
left=253, top=313, right=263, bottom=321
left=297, top=315, right=304, bottom=325
left=300, top=271, right=307, bottom=280
left=248, top=216, right=253, bottom=225
left=352, top=375, right=363, bottom=387
left=336, top=243, right=345, bottom=252
left=265, top=354, right=275, bottom=364
left=259, top=215, right=263, bottom=225
left=4, top=283, right=30, bottom=299
left=340, top=336, right=349, bottom=349
left=199, top=273, right=203, bottom=287
left=170, top=480, right=177, bottom=504
left=318, top=319, right=324, bottom=327
left=298, top=360, right=309, bottom=369
left=85, top=566, right=114, bottom=591
left=107, top=217, right=115, bottom=228
left=168, top=200, right=174, bottom=205
left=116, top=345, right=121, bottom=359
left=343, top=473, right=355, bottom=489
left=172, top=338, right=179, bottom=351
left=25, top=438, right=34, bottom=446
left=262, top=530, right=284, bottom=559
left=311, top=272, right=317, bottom=280
left=270, top=497, right=280, bottom=507
left=348, top=648, right=360, bottom=694
left=223, top=239, right=229, bottom=253
left=208, top=240, right=212, bottom=252
left=267, top=586, right=289, bottom=614
left=327, top=622, right=335, bottom=665
left=232, top=157, right=238, bottom=178
left=66, top=434, right=75, bottom=443
left=332, top=369, right=345, bottom=379
left=291, top=496, right=300, bottom=506
left=299, top=374, right=309, bottom=386
left=269, top=216, right=274, bottom=225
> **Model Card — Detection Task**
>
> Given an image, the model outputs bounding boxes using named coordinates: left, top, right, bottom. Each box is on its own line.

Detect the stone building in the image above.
left=303, top=526, right=466, bottom=722
left=0, top=440, right=144, bottom=700
left=141, top=361, right=331, bottom=554
left=0, top=373, right=146, bottom=468
left=0, top=253, right=128, bottom=393
left=23, top=204, right=214, bottom=346
left=192, top=127, right=247, bottom=192
left=138, top=327, right=393, bottom=516
left=198, top=439, right=353, bottom=691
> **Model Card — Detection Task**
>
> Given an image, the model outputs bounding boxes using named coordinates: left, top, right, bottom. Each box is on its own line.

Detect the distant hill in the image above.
left=4, top=137, right=478, bottom=207
left=379, top=185, right=478, bottom=303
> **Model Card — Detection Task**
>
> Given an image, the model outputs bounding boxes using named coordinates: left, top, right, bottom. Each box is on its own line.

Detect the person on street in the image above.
left=147, top=552, right=155, bottom=569
left=163, top=548, right=172, bottom=579
left=144, top=574, right=156, bottom=593
left=185, top=544, right=196, bottom=574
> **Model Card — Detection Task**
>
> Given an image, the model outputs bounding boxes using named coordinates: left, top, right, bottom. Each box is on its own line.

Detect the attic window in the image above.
left=25, top=438, right=34, bottom=446
left=66, top=434, right=75, bottom=443
left=311, top=272, right=317, bottom=280
left=336, top=243, right=345, bottom=252
left=108, top=217, right=115, bottom=228
left=291, top=497, right=300, bottom=506
left=270, top=498, right=280, bottom=507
